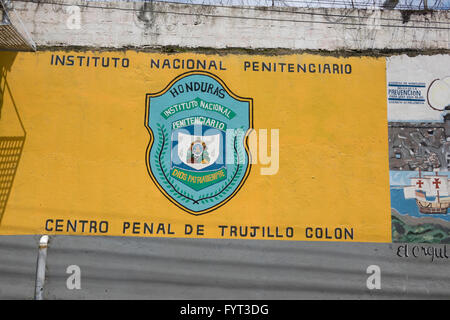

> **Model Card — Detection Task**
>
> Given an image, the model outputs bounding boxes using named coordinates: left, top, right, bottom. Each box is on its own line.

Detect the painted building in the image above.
left=0, top=0, right=449, bottom=245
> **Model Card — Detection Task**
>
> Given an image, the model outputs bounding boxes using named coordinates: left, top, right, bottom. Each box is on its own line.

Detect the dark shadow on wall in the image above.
left=0, top=52, right=26, bottom=225
left=0, top=52, right=17, bottom=119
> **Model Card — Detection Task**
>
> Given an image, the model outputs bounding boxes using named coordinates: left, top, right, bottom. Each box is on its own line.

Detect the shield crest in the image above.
left=145, top=71, right=253, bottom=215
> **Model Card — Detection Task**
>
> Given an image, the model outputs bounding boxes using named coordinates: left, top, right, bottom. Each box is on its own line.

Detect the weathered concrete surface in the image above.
left=12, top=0, right=450, bottom=51
left=1, top=235, right=449, bottom=299
left=0, top=236, right=39, bottom=299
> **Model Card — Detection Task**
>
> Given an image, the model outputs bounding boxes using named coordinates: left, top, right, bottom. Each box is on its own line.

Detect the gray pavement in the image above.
left=0, top=235, right=449, bottom=299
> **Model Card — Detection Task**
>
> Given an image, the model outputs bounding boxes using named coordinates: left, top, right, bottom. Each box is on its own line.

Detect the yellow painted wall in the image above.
left=0, top=51, right=390, bottom=242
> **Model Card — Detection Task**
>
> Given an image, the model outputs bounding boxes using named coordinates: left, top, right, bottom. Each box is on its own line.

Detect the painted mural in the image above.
left=388, top=55, right=450, bottom=244
left=0, top=50, right=390, bottom=242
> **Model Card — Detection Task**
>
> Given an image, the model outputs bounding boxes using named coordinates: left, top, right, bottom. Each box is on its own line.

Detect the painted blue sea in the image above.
left=390, top=171, right=450, bottom=223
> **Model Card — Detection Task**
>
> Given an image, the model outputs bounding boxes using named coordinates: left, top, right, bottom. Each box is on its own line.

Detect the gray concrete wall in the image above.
left=1, top=235, right=449, bottom=299
left=12, top=0, right=450, bottom=51
left=0, top=236, right=39, bottom=299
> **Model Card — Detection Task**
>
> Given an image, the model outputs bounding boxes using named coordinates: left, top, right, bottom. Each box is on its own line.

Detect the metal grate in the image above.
left=0, top=136, right=25, bottom=224
left=0, top=24, right=34, bottom=51
left=0, top=0, right=35, bottom=51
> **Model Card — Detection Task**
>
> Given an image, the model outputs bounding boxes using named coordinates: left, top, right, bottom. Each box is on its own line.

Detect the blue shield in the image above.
left=145, top=71, right=253, bottom=215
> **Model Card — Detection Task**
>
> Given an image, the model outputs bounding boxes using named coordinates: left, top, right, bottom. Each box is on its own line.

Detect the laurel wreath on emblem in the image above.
left=154, top=124, right=245, bottom=205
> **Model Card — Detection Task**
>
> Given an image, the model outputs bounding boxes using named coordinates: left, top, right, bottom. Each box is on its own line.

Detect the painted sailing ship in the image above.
left=403, top=169, right=450, bottom=214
